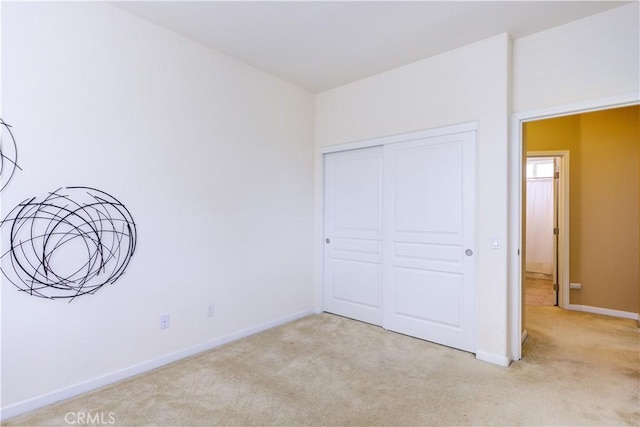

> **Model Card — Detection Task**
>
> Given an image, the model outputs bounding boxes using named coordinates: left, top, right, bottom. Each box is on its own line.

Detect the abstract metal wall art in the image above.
left=1, top=186, right=137, bottom=301
left=0, top=118, right=21, bottom=192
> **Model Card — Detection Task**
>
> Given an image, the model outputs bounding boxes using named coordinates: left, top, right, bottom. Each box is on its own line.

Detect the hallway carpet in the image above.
left=5, top=306, right=639, bottom=426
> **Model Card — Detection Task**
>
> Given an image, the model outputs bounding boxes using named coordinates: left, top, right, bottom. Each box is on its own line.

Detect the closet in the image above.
left=323, top=129, right=477, bottom=353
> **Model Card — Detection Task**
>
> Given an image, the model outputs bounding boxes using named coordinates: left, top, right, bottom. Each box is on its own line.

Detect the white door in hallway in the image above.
left=323, top=146, right=383, bottom=326
left=383, top=132, right=476, bottom=352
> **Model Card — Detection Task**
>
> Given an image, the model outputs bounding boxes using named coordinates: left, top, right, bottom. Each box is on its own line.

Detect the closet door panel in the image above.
left=383, top=132, right=476, bottom=352
left=323, top=146, right=383, bottom=325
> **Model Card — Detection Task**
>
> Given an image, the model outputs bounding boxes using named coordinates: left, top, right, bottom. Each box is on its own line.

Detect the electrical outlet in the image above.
left=569, top=282, right=582, bottom=290
left=160, top=314, right=170, bottom=329
left=207, top=303, right=215, bottom=317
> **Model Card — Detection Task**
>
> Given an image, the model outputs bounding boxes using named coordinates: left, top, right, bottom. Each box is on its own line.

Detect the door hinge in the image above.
left=553, top=283, right=559, bottom=291
left=553, top=227, right=559, bottom=235
left=554, top=172, right=560, bottom=179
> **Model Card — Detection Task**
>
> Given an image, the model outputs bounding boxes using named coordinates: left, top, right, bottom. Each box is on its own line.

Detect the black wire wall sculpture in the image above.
left=1, top=186, right=137, bottom=301
left=0, top=118, right=21, bottom=192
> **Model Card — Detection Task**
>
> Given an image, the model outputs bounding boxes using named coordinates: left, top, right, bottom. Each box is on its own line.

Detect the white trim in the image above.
left=320, top=121, right=478, bottom=154
left=509, top=92, right=640, bottom=363
left=313, top=146, right=325, bottom=314
left=476, top=351, right=510, bottom=367
left=513, top=92, right=639, bottom=123
left=0, top=309, right=314, bottom=421
left=509, top=108, right=524, bottom=362
left=567, top=304, right=639, bottom=321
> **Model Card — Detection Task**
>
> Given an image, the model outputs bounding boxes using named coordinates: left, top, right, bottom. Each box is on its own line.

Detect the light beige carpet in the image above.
left=4, top=306, right=639, bottom=426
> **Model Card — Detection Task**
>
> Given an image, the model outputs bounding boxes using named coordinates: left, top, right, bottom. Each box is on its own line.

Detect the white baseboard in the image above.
left=567, top=304, right=639, bottom=320
left=476, top=351, right=510, bottom=367
left=521, top=329, right=528, bottom=344
left=1, top=309, right=314, bottom=421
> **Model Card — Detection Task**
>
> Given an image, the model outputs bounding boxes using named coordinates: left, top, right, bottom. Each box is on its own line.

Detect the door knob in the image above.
left=465, top=249, right=473, bottom=256
left=325, top=238, right=331, bottom=244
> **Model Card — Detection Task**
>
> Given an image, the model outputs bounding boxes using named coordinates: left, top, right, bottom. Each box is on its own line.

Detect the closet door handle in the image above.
left=325, top=238, right=331, bottom=244
left=465, top=249, right=473, bottom=256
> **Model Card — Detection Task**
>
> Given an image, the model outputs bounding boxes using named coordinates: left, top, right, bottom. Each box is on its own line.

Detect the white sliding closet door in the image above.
left=323, top=130, right=476, bottom=353
left=383, top=132, right=476, bottom=352
left=323, top=146, right=383, bottom=326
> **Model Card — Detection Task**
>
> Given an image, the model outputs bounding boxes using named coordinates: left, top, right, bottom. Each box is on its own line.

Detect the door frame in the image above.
left=320, top=121, right=478, bottom=155
left=508, top=93, right=639, bottom=361
left=525, top=151, right=570, bottom=309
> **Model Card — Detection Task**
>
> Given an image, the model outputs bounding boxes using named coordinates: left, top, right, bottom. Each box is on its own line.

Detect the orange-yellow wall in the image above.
left=525, top=105, right=639, bottom=314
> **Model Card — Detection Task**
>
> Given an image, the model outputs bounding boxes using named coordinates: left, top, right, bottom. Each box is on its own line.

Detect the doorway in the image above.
left=511, top=102, right=640, bottom=362
left=524, top=156, right=560, bottom=307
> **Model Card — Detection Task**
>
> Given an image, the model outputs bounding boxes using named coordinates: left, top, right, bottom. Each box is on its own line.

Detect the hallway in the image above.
left=525, top=275, right=555, bottom=306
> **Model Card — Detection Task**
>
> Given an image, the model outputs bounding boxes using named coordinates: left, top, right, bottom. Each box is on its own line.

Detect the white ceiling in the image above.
left=113, top=1, right=630, bottom=92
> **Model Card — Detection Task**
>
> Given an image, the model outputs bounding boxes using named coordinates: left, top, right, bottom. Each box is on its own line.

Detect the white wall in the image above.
left=1, top=2, right=314, bottom=416
left=3, top=0, right=638, bottom=419
left=513, top=2, right=639, bottom=112
left=315, top=34, right=512, bottom=365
